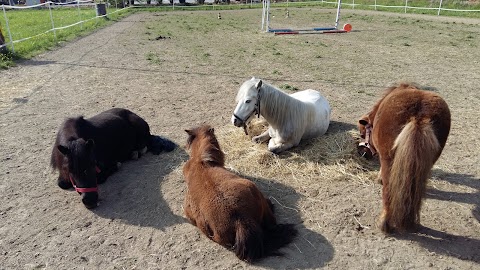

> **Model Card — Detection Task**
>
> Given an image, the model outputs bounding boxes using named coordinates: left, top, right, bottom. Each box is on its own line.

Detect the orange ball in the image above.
left=343, top=23, right=352, bottom=32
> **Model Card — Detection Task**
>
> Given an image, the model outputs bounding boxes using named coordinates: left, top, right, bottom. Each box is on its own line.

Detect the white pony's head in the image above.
left=231, top=77, right=263, bottom=130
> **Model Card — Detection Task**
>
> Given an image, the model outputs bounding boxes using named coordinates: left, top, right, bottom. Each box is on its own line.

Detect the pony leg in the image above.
left=378, top=158, right=393, bottom=234
left=97, top=161, right=119, bottom=184
left=377, top=167, right=383, bottom=185
left=131, top=151, right=139, bottom=160
left=252, top=130, right=270, bottom=144
left=267, top=139, right=295, bottom=154
left=131, top=147, right=148, bottom=160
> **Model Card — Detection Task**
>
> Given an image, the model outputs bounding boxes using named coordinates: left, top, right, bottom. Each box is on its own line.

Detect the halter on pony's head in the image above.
left=69, top=166, right=101, bottom=193
left=58, top=139, right=102, bottom=194
left=358, top=119, right=376, bottom=159
left=232, top=79, right=262, bottom=135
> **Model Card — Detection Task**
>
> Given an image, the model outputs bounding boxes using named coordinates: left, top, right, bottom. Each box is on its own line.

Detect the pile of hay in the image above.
left=215, top=118, right=379, bottom=188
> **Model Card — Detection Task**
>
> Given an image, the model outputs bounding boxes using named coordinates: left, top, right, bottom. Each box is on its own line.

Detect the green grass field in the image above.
left=0, top=1, right=479, bottom=69
left=0, top=6, right=131, bottom=68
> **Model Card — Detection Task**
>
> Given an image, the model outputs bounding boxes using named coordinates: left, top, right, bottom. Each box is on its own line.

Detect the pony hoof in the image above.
left=131, top=151, right=139, bottom=160
left=252, top=137, right=261, bottom=144
left=378, top=218, right=392, bottom=234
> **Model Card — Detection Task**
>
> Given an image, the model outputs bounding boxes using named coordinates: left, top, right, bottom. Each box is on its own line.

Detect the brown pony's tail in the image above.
left=388, top=118, right=441, bottom=231
left=233, top=219, right=297, bottom=262
left=263, top=223, right=297, bottom=256
left=233, top=220, right=264, bottom=262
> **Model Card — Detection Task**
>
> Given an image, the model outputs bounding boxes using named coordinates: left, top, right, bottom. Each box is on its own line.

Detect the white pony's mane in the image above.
left=237, top=79, right=307, bottom=129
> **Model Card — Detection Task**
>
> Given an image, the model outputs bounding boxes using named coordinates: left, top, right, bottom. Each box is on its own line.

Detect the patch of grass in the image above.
left=0, top=51, right=16, bottom=69
left=280, top=84, right=298, bottom=91
left=0, top=7, right=132, bottom=68
left=145, top=51, right=162, bottom=64
left=272, top=69, right=282, bottom=75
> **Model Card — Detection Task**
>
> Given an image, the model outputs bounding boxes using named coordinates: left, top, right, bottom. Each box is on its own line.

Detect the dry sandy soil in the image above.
left=0, top=8, right=479, bottom=270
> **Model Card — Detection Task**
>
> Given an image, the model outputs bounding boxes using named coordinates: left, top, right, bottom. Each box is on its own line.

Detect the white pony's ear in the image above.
left=255, top=80, right=262, bottom=91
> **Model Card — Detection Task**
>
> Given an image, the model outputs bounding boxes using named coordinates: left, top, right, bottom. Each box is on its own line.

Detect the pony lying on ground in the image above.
left=232, top=77, right=331, bottom=153
left=51, top=108, right=175, bottom=209
left=183, top=124, right=297, bottom=262
left=358, top=83, right=451, bottom=233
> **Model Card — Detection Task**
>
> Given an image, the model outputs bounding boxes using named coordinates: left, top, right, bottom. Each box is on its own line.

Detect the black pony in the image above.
left=50, top=108, right=175, bottom=209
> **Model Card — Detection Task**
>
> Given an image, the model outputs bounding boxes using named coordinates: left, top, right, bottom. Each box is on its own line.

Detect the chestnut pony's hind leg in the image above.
left=378, top=158, right=393, bottom=234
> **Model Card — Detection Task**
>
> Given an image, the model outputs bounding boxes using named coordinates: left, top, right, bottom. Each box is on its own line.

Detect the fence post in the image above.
left=352, top=0, right=354, bottom=10
left=2, top=4, right=14, bottom=53
left=76, top=0, right=83, bottom=30
left=48, top=1, right=57, bottom=42
left=438, top=0, right=443, bottom=16
left=374, top=0, right=377, bottom=11
left=404, top=0, right=408, bottom=13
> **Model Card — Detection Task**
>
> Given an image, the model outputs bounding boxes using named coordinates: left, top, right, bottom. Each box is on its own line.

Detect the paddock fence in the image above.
left=0, top=0, right=131, bottom=53
left=1, top=0, right=479, bottom=54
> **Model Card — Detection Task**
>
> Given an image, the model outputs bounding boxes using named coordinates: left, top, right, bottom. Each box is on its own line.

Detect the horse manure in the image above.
left=155, top=35, right=171, bottom=40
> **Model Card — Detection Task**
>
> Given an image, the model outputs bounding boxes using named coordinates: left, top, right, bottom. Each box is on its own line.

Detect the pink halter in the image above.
left=69, top=166, right=101, bottom=193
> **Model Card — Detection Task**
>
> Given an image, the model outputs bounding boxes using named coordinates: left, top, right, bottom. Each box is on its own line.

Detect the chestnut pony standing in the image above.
left=358, top=83, right=451, bottom=233
left=183, top=125, right=297, bottom=262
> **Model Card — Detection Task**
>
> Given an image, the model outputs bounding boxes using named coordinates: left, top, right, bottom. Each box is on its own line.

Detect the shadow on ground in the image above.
left=92, top=147, right=188, bottom=231
left=237, top=172, right=335, bottom=269
left=405, top=170, right=480, bottom=263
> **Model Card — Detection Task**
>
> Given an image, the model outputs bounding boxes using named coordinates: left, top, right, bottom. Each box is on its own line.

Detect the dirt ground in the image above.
left=0, top=8, right=479, bottom=269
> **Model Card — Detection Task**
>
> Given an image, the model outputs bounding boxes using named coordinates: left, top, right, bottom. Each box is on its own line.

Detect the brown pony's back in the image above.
left=183, top=125, right=297, bottom=262
left=359, top=83, right=451, bottom=233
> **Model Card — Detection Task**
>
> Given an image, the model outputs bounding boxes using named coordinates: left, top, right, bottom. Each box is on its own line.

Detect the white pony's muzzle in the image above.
left=232, top=115, right=243, bottom=127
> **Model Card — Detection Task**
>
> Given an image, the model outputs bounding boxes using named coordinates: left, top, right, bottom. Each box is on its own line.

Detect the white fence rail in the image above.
left=317, top=0, right=480, bottom=15
left=1, top=0, right=479, bottom=53
left=1, top=1, right=130, bottom=52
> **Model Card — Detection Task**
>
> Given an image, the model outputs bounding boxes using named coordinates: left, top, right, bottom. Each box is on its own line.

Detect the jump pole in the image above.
left=262, top=0, right=350, bottom=35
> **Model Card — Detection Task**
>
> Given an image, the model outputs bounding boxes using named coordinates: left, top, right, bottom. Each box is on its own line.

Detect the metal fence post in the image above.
left=2, top=4, right=14, bottom=52
left=438, top=0, right=443, bottom=16
left=76, top=0, right=83, bottom=30
left=48, top=1, right=57, bottom=42
left=405, top=0, right=408, bottom=13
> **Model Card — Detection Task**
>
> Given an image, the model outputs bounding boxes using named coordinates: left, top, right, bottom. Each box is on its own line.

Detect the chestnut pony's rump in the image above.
left=358, top=84, right=451, bottom=233
left=183, top=125, right=297, bottom=262
left=51, top=108, right=175, bottom=209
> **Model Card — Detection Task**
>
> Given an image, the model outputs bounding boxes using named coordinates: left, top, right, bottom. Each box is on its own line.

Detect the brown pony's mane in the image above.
left=186, top=125, right=225, bottom=167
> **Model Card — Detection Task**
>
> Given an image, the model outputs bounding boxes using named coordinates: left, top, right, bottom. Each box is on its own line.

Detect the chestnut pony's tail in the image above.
left=388, top=118, right=441, bottom=231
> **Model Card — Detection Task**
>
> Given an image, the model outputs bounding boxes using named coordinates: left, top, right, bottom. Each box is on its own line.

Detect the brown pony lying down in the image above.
left=183, top=124, right=297, bottom=262
left=358, top=83, right=451, bottom=233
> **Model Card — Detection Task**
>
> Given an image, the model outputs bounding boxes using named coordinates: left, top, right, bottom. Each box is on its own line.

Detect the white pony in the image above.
left=232, top=77, right=331, bottom=153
